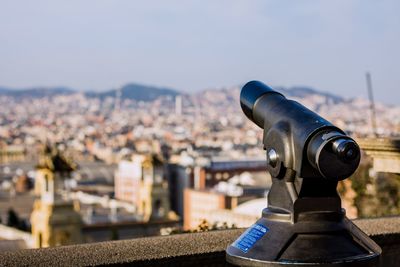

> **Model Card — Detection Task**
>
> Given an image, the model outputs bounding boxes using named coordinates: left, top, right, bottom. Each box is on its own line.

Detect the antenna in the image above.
left=365, top=72, right=378, bottom=137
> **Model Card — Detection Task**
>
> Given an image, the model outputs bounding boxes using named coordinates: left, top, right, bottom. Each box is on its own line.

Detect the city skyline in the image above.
left=0, top=1, right=399, bottom=104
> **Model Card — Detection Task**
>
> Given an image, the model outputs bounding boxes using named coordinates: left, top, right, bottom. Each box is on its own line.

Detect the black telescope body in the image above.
left=240, top=81, right=360, bottom=181
left=226, top=81, right=381, bottom=267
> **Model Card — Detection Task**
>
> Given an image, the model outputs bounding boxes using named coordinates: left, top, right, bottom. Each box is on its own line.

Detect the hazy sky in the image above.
left=0, top=1, right=399, bottom=104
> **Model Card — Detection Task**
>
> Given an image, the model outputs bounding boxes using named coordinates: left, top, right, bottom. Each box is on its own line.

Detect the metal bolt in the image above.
left=267, top=148, right=278, bottom=168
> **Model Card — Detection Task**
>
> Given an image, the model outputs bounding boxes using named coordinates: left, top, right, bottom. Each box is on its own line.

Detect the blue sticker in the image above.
left=233, top=224, right=269, bottom=253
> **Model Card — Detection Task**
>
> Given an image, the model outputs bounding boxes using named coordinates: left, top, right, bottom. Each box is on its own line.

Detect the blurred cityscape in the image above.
left=0, top=83, right=399, bottom=251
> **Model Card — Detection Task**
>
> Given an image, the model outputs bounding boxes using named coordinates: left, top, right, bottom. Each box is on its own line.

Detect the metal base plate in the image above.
left=226, top=211, right=381, bottom=267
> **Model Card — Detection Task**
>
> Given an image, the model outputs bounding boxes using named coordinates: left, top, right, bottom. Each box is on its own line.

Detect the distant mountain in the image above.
left=0, top=82, right=344, bottom=104
left=0, top=83, right=180, bottom=101
left=0, top=87, right=75, bottom=98
left=85, top=83, right=179, bottom=101
left=274, top=86, right=344, bottom=104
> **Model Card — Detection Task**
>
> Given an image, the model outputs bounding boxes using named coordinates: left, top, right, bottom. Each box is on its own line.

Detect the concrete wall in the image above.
left=1, top=216, right=400, bottom=267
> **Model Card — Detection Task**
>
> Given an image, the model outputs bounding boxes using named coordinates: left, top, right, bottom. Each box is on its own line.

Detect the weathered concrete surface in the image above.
left=355, top=216, right=400, bottom=267
left=1, top=216, right=400, bottom=267
left=0, top=229, right=239, bottom=267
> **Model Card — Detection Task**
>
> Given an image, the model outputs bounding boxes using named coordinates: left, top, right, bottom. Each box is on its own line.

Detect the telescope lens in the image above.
left=346, top=149, right=355, bottom=159
left=332, top=139, right=359, bottom=163
left=308, top=132, right=361, bottom=180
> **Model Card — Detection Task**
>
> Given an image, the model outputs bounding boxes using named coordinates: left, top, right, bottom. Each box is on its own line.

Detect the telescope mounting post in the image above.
left=226, top=81, right=381, bottom=267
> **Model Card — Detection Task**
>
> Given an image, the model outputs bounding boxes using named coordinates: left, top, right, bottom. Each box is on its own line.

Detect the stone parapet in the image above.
left=1, top=216, right=400, bottom=266
left=358, top=138, right=400, bottom=174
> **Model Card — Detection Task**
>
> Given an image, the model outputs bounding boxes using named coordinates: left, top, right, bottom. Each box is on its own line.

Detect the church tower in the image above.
left=138, top=154, right=171, bottom=221
left=31, top=145, right=82, bottom=248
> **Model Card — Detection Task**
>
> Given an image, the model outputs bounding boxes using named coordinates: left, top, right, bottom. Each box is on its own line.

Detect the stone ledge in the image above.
left=1, top=216, right=400, bottom=267
left=358, top=138, right=400, bottom=173
left=358, top=138, right=400, bottom=153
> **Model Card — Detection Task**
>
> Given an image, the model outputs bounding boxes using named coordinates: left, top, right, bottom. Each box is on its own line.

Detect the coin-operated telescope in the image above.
left=226, top=81, right=381, bottom=267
